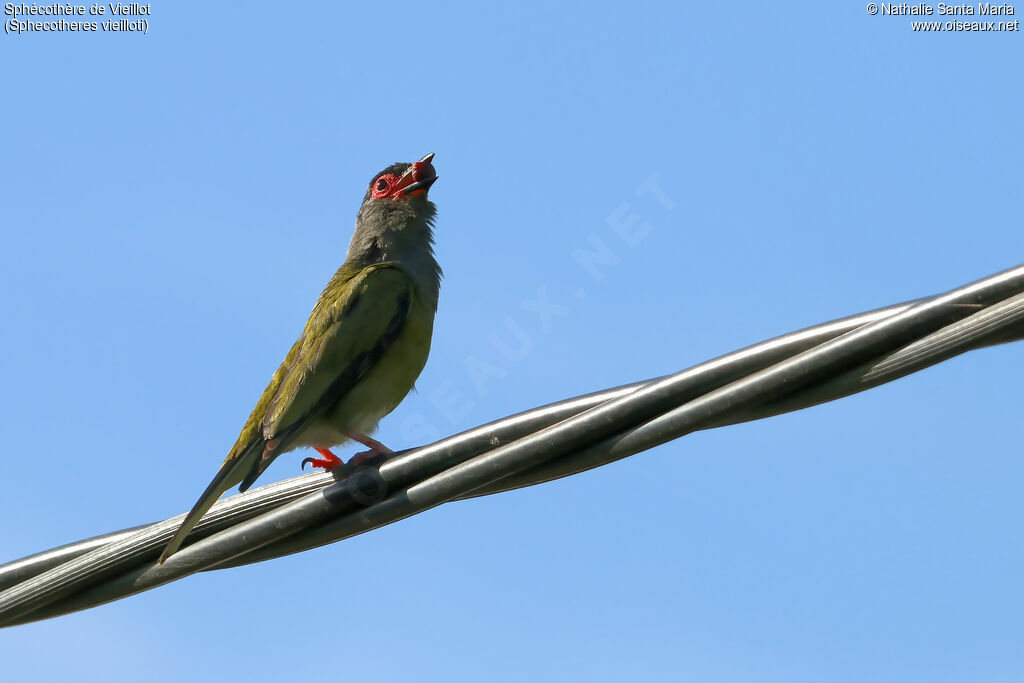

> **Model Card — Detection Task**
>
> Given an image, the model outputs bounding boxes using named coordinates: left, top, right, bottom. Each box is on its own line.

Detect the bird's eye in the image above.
left=371, top=175, right=396, bottom=198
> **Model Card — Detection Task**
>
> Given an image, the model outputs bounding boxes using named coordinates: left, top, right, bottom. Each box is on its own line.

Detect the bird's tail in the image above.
left=157, top=446, right=261, bottom=564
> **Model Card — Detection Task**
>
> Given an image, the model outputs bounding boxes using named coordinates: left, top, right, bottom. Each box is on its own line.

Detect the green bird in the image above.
left=159, top=153, right=441, bottom=563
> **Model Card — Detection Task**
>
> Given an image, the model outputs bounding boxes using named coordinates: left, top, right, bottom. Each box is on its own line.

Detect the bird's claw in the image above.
left=301, top=448, right=344, bottom=471
left=301, top=439, right=392, bottom=472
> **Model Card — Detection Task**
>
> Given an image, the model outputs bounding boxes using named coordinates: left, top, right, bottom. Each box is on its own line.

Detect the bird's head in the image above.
left=355, top=153, right=438, bottom=232
left=363, top=152, right=438, bottom=203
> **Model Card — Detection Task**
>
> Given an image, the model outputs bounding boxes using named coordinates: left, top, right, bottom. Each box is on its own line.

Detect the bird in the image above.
left=158, top=153, right=441, bottom=563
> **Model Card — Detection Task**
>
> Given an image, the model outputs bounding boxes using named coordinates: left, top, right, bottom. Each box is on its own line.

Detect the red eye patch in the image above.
left=372, top=174, right=399, bottom=198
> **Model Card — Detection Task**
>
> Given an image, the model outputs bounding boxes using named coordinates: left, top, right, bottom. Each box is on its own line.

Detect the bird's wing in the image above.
left=257, top=263, right=415, bottom=458
left=158, top=264, right=415, bottom=563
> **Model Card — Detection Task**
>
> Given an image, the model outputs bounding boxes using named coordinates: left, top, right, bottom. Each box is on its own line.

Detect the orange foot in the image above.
left=301, top=447, right=344, bottom=471
left=300, top=434, right=395, bottom=471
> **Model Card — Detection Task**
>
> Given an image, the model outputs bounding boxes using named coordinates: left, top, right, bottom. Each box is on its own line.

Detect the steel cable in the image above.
left=1, top=264, right=1021, bottom=628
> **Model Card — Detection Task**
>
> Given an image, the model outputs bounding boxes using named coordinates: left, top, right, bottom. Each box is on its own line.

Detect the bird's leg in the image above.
left=347, top=432, right=393, bottom=453
left=346, top=432, right=394, bottom=467
left=300, top=435, right=393, bottom=472
left=301, top=447, right=344, bottom=471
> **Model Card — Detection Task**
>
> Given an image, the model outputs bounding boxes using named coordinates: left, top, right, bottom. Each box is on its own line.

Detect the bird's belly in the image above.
left=295, top=299, right=434, bottom=450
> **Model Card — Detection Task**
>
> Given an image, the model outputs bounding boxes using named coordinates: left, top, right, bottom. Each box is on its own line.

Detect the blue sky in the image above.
left=1, top=2, right=1022, bottom=681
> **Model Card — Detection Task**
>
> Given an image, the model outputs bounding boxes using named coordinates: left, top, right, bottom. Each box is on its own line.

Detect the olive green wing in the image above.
left=158, top=263, right=385, bottom=563
left=160, top=264, right=415, bottom=563
left=220, top=260, right=369, bottom=472
left=242, top=263, right=416, bottom=487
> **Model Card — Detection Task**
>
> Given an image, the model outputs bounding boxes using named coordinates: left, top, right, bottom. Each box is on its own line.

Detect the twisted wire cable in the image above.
left=1, top=263, right=1022, bottom=628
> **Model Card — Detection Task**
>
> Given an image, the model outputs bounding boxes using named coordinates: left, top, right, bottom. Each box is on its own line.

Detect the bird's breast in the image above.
left=297, top=293, right=436, bottom=449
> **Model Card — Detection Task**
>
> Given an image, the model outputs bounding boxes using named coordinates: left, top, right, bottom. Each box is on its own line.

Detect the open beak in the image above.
left=393, top=153, right=438, bottom=197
